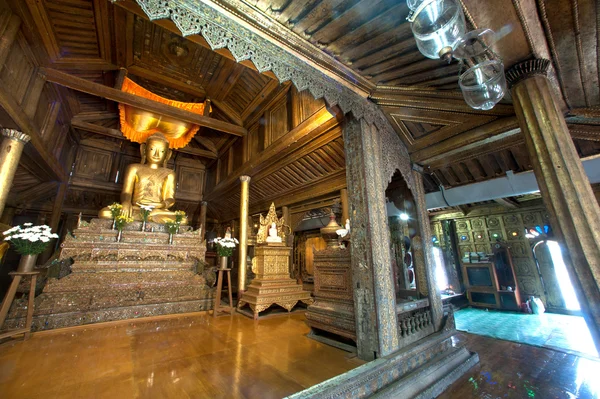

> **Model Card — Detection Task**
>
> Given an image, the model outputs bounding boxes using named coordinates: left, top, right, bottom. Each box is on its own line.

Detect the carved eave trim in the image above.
left=123, top=0, right=395, bottom=135
left=201, top=0, right=374, bottom=97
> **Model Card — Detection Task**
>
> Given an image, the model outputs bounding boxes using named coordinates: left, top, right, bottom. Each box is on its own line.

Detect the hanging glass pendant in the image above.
left=459, top=60, right=506, bottom=110
left=454, top=29, right=507, bottom=110
left=408, top=0, right=467, bottom=60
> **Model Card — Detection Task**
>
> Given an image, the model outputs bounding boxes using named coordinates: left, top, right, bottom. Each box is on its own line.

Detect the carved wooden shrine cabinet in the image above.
left=306, top=248, right=356, bottom=349
left=462, top=242, right=522, bottom=311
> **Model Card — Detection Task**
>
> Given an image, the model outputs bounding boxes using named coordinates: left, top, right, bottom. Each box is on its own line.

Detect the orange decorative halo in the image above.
left=118, top=78, right=207, bottom=149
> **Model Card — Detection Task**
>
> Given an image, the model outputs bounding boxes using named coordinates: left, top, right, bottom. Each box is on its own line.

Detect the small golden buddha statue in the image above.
left=99, top=133, right=187, bottom=224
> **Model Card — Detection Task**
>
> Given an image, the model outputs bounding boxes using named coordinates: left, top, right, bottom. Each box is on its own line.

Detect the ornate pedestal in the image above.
left=5, top=219, right=213, bottom=331
left=238, top=244, right=313, bottom=319
left=305, top=248, right=356, bottom=350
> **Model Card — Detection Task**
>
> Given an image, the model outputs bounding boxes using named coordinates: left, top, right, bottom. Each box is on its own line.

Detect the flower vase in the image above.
left=17, top=254, right=38, bottom=272
left=111, top=218, right=117, bottom=230
left=219, top=256, right=228, bottom=270
left=168, top=233, right=174, bottom=245
left=116, top=229, right=123, bottom=242
left=141, top=220, right=147, bottom=232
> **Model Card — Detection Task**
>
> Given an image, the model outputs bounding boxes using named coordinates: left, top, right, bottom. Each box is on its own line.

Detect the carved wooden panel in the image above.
left=265, top=95, right=289, bottom=147
left=73, top=146, right=112, bottom=182
left=176, top=166, right=205, bottom=201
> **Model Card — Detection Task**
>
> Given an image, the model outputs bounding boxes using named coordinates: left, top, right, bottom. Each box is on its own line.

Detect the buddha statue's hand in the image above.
left=121, top=201, right=133, bottom=218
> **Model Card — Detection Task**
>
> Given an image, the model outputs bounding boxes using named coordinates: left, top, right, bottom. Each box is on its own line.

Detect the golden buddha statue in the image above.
left=99, top=133, right=187, bottom=224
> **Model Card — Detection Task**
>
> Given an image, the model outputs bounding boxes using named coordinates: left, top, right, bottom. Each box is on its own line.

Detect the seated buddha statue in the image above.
left=99, top=133, right=187, bottom=224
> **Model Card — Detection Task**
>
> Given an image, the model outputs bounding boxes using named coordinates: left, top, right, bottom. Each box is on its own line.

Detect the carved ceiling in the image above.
left=3, top=0, right=600, bottom=217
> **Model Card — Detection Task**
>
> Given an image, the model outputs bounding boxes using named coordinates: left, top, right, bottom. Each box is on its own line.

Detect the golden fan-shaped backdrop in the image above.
left=118, top=78, right=209, bottom=149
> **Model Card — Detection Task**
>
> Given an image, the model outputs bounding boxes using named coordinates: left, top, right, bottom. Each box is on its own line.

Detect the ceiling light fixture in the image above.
left=407, top=0, right=507, bottom=110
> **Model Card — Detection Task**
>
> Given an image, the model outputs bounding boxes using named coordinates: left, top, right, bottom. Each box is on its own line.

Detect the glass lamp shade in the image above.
left=410, top=0, right=466, bottom=59
left=452, top=28, right=497, bottom=61
left=459, top=60, right=507, bottom=110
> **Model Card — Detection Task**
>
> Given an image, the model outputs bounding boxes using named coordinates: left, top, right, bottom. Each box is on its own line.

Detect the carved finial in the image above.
left=1, top=129, right=30, bottom=144
left=240, top=175, right=251, bottom=183
left=505, top=59, right=551, bottom=88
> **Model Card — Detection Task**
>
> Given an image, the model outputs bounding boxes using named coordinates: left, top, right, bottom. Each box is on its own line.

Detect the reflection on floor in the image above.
left=440, top=332, right=600, bottom=399
left=455, top=308, right=598, bottom=358
left=0, top=312, right=362, bottom=398
left=2, top=310, right=599, bottom=398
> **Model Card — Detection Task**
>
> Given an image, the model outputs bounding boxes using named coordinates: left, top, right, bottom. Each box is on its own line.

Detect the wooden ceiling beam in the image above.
left=210, top=99, right=243, bottom=127
left=40, top=68, right=247, bottom=137
left=71, top=119, right=217, bottom=159
left=412, top=117, right=521, bottom=163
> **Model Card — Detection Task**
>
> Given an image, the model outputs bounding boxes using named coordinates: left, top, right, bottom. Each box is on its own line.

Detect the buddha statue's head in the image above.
left=140, top=133, right=172, bottom=168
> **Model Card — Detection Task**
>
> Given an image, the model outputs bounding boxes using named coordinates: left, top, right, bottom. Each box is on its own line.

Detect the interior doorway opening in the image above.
left=538, top=240, right=581, bottom=311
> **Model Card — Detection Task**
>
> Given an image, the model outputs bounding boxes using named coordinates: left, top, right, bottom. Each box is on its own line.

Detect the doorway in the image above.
left=533, top=240, right=580, bottom=312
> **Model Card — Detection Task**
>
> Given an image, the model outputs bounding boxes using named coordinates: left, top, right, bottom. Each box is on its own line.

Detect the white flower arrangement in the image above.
left=3, top=223, right=59, bottom=255
left=137, top=203, right=155, bottom=222
left=211, top=236, right=239, bottom=257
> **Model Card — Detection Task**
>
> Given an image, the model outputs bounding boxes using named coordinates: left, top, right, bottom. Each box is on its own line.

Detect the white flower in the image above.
left=28, top=236, right=39, bottom=242
left=23, top=223, right=33, bottom=227
left=3, top=227, right=18, bottom=235
left=40, top=236, right=50, bottom=242
left=4, top=236, right=10, bottom=241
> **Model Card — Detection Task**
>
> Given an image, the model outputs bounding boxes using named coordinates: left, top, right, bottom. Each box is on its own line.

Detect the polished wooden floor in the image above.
left=1, top=312, right=599, bottom=398
left=0, top=312, right=362, bottom=398
left=440, top=332, right=600, bottom=399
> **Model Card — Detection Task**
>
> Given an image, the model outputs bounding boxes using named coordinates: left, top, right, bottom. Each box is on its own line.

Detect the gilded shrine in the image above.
left=238, top=203, right=313, bottom=319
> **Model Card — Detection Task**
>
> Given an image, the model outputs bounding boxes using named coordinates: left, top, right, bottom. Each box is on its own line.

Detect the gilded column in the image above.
left=238, top=176, right=251, bottom=294
left=0, top=129, right=30, bottom=217
left=506, top=59, right=600, bottom=351
left=411, top=165, right=444, bottom=331
left=340, top=188, right=349, bottom=224
left=199, top=201, right=208, bottom=241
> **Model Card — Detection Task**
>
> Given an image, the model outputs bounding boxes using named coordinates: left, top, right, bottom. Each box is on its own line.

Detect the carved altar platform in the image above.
left=5, top=219, right=213, bottom=331
left=238, top=245, right=313, bottom=319
left=305, top=248, right=356, bottom=349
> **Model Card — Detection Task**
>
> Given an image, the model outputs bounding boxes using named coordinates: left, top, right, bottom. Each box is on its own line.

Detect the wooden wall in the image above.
left=206, top=85, right=327, bottom=193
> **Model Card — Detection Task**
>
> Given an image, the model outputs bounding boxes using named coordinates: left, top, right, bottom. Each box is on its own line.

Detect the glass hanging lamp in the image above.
left=454, top=29, right=507, bottom=110
left=407, top=2, right=507, bottom=110
left=407, top=0, right=467, bottom=61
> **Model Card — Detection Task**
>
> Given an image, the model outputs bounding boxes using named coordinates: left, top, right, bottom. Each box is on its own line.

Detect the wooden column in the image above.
left=0, top=130, right=30, bottom=217
left=238, top=176, right=251, bottom=294
left=199, top=201, right=208, bottom=241
left=340, top=188, right=349, bottom=224
left=507, top=59, right=600, bottom=352
left=411, top=165, right=444, bottom=331
left=344, top=117, right=399, bottom=360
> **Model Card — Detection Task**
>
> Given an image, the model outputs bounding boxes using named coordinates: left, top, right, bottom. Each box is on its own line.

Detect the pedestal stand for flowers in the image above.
left=0, top=270, right=41, bottom=340
left=213, top=268, right=233, bottom=318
